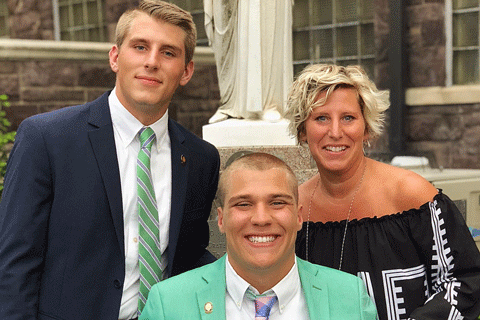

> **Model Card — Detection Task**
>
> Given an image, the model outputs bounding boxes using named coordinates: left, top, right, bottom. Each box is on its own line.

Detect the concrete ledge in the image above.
left=0, top=39, right=215, bottom=64
left=406, top=85, right=480, bottom=106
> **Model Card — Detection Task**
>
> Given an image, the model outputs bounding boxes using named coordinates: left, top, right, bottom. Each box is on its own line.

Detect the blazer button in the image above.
left=113, top=279, right=122, bottom=289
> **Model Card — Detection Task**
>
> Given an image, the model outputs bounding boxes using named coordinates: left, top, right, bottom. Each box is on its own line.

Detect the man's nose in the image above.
left=144, top=51, right=159, bottom=70
left=250, top=204, right=273, bottom=226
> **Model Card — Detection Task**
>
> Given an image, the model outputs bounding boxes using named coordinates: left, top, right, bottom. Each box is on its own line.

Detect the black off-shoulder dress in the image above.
left=296, top=192, right=480, bottom=320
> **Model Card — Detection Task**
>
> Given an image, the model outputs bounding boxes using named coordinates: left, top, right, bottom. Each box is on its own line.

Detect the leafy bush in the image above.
left=0, top=94, right=16, bottom=198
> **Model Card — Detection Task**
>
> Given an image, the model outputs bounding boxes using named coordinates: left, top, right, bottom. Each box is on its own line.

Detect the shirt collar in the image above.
left=225, top=255, right=300, bottom=313
left=108, top=87, right=169, bottom=149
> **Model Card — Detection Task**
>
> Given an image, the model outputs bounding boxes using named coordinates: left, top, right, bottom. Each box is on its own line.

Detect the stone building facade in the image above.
left=1, top=0, right=480, bottom=169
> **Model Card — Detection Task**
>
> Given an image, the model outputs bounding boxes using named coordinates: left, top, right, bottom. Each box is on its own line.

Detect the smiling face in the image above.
left=109, top=11, right=194, bottom=125
left=217, top=167, right=303, bottom=286
left=303, top=87, right=368, bottom=174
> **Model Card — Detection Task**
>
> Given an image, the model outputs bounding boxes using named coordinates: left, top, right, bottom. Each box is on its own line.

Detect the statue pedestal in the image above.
left=202, top=119, right=296, bottom=147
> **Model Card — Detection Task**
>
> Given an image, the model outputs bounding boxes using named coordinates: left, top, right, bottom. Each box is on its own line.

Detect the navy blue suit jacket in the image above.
left=0, top=92, right=220, bottom=320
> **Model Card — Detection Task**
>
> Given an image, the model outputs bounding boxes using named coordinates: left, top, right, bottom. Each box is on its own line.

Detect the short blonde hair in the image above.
left=115, top=0, right=197, bottom=64
left=285, top=64, right=390, bottom=144
left=217, top=153, right=298, bottom=208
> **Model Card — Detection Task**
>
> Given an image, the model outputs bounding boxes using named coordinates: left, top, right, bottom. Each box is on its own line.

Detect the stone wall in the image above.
left=6, top=0, right=54, bottom=40
left=0, top=40, right=219, bottom=138
left=375, top=0, right=446, bottom=88
left=407, top=103, right=480, bottom=169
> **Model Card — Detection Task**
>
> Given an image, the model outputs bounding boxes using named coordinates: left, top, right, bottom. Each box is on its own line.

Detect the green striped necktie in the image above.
left=137, top=127, right=163, bottom=314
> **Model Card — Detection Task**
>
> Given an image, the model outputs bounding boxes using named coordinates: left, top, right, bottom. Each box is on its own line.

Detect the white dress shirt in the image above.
left=109, top=89, right=172, bottom=319
left=225, top=256, right=310, bottom=320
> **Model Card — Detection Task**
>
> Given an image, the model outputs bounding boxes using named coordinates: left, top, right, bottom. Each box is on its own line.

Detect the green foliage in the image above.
left=0, top=94, right=16, bottom=198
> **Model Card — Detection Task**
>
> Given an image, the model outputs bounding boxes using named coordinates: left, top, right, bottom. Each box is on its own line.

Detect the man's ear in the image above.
left=179, top=60, right=194, bottom=86
left=109, top=45, right=119, bottom=73
left=217, top=207, right=225, bottom=234
left=296, top=204, right=304, bottom=231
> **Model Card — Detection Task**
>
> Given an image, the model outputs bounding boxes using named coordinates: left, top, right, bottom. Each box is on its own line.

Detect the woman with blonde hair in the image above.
left=286, top=64, right=480, bottom=320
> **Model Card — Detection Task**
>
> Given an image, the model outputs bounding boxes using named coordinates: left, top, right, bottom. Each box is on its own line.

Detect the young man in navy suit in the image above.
left=0, top=1, right=219, bottom=319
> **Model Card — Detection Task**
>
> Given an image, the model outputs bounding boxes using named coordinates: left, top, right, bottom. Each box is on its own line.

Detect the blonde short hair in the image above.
left=115, top=0, right=197, bottom=64
left=217, top=153, right=298, bottom=208
left=285, top=64, right=390, bottom=144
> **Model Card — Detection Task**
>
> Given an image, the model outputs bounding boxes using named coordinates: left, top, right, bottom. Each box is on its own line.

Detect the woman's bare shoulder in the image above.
left=372, top=161, right=438, bottom=210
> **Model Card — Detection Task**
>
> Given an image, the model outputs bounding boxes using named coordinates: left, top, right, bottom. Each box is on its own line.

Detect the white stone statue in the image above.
left=204, top=0, right=293, bottom=123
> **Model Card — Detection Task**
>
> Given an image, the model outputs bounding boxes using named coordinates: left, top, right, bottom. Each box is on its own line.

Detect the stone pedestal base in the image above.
left=202, top=119, right=296, bottom=147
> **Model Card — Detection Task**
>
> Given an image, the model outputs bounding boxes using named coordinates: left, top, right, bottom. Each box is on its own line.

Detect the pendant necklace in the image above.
left=305, top=162, right=367, bottom=270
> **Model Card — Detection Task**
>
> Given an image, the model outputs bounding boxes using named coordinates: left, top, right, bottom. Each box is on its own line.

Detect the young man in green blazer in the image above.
left=140, top=153, right=377, bottom=319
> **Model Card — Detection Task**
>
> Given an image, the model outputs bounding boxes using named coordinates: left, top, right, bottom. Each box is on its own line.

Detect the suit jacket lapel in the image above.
left=87, top=92, right=124, bottom=254
left=167, top=119, right=189, bottom=276
left=196, top=256, right=227, bottom=320
left=298, top=258, right=330, bottom=320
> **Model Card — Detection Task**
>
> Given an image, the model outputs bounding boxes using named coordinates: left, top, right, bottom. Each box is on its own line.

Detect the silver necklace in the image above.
left=306, top=162, right=367, bottom=270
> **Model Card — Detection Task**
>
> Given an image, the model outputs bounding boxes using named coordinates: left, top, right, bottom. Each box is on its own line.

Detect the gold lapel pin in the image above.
left=181, top=155, right=186, bottom=165
left=204, top=302, right=213, bottom=314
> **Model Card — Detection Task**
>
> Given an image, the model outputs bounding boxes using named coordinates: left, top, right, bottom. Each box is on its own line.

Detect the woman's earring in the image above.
left=363, top=140, right=371, bottom=155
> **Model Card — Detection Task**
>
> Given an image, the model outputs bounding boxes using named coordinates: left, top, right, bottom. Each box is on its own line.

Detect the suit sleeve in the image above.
left=196, top=150, right=219, bottom=266
left=187, top=146, right=220, bottom=270
left=408, top=194, right=480, bottom=320
left=139, top=286, right=165, bottom=320
left=0, top=119, right=53, bottom=319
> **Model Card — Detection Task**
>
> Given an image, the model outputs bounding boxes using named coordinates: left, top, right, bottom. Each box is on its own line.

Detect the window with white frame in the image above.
left=169, top=0, right=208, bottom=46
left=447, top=0, right=479, bottom=85
left=0, top=0, right=9, bottom=38
left=57, top=0, right=107, bottom=42
left=292, top=0, right=375, bottom=77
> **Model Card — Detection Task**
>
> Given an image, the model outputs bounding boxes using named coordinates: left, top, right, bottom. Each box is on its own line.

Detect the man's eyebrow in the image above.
left=271, top=194, right=295, bottom=201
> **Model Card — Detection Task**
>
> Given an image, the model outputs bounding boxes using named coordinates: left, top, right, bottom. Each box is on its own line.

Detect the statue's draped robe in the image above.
left=205, top=0, right=293, bottom=120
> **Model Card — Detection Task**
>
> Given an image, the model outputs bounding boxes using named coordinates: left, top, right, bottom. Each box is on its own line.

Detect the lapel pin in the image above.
left=181, top=155, right=186, bottom=165
left=204, top=302, right=213, bottom=314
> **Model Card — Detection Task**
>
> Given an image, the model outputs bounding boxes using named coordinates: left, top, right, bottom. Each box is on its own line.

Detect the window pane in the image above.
left=173, top=0, right=187, bottom=9
left=361, top=23, right=374, bottom=55
left=87, top=1, right=99, bottom=25
left=453, top=50, right=479, bottom=84
left=74, top=30, right=86, bottom=42
left=312, top=29, right=333, bottom=59
left=73, top=3, right=84, bottom=26
left=337, top=26, right=357, bottom=57
left=294, top=63, right=310, bottom=76
left=60, top=6, right=70, bottom=29
left=336, top=0, right=358, bottom=23
left=453, top=12, right=478, bottom=47
left=89, top=27, right=100, bottom=42
left=170, top=0, right=207, bottom=46
left=58, top=0, right=107, bottom=42
left=192, top=13, right=205, bottom=39
left=453, top=0, right=479, bottom=10
left=293, top=0, right=374, bottom=78
left=190, top=0, right=203, bottom=11
left=293, top=0, right=310, bottom=28
left=359, top=0, right=373, bottom=20
left=293, top=30, right=310, bottom=61
left=360, top=58, right=375, bottom=79
left=0, top=0, right=9, bottom=38
left=337, top=58, right=358, bottom=67
left=312, top=0, right=332, bottom=25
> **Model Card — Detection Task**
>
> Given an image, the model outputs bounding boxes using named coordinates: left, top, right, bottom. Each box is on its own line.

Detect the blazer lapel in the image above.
left=167, top=119, right=189, bottom=276
left=87, top=92, right=124, bottom=254
left=196, top=256, right=227, bottom=320
left=298, top=258, right=331, bottom=320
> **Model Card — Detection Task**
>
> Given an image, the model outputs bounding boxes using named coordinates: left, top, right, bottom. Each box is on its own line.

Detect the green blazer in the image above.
left=140, top=255, right=377, bottom=320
